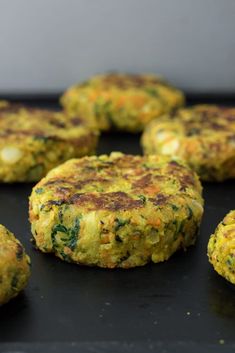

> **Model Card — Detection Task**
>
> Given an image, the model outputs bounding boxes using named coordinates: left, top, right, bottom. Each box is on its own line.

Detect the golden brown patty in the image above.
left=29, top=152, right=204, bottom=269
left=208, top=211, right=235, bottom=284
left=0, top=101, right=99, bottom=182
left=142, top=105, right=235, bottom=181
left=60, top=73, right=185, bottom=132
left=0, top=224, right=30, bottom=305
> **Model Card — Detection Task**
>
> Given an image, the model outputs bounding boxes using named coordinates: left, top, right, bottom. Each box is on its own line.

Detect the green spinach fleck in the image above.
left=144, top=87, right=159, bottom=97
left=115, top=218, right=129, bottom=231
left=35, top=187, right=44, bottom=195
left=171, top=204, right=179, bottom=211
left=51, top=217, right=81, bottom=251
left=138, top=195, right=146, bottom=204
left=187, top=206, right=193, bottom=220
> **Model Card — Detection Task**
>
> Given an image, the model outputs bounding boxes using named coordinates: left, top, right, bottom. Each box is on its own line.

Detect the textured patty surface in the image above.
left=60, top=73, right=185, bottom=132
left=0, top=100, right=99, bottom=182
left=0, top=224, right=30, bottom=305
left=30, top=152, right=204, bottom=269
left=142, top=105, right=235, bottom=181
left=208, top=211, right=235, bottom=284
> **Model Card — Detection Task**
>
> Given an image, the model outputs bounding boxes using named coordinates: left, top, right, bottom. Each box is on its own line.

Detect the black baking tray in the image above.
left=0, top=96, right=235, bottom=353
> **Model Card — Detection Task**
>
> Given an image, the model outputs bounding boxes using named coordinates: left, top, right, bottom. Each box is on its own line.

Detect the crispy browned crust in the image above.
left=0, top=103, right=93, bottom=140
left=34, top=153, right=201, bottom=212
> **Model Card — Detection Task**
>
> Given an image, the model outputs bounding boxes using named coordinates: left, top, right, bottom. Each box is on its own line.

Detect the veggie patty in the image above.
left=0, top=224, right=30, bottom=305
left=0, top=100, right=99, bottom=182
left=142, top=105, right=235, bottom=181
left=60, top=73, right=185, bottom=132
left=208, top=211, right=235, bottom=284
left=30, top=152, right=204, bottom=268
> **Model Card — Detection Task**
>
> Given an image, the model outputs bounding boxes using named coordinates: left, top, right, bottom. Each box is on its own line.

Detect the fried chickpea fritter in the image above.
left=30, top=152, right=204, bottom=269
left=208, top=211, right=235, bottom=284
left=0, top=101, right=99, bottom=182
left=142, top=105, right=235, bottom=181
left=61, top=73, right=185, bottom=132
left=0, top=224, right=30, bottom=305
